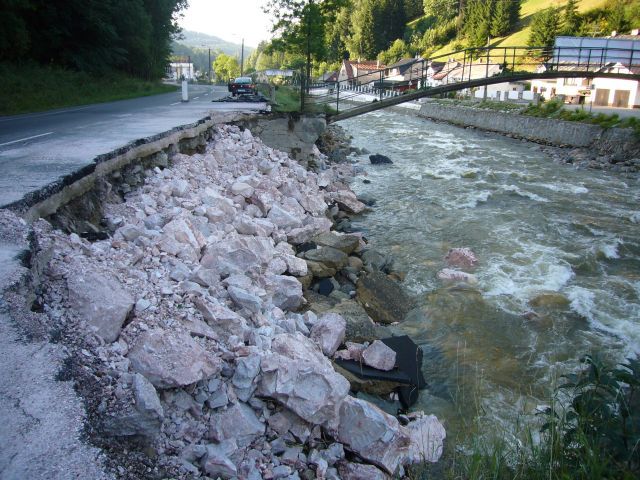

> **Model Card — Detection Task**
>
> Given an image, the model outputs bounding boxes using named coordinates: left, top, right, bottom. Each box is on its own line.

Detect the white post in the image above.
left=181, top=80, right=189, bottom=102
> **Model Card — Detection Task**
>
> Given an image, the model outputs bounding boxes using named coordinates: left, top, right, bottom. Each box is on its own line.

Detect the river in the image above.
left=339, top=109, right=640, bottom=445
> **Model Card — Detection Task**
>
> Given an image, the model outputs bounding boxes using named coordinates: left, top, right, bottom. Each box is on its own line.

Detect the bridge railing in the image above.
left=307, top=45, right=639, bottom=116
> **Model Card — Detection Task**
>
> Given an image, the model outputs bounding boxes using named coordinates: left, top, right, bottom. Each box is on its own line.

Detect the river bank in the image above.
left=335, top=93, right=640, bottom=174
left=0, top=120, right=446, bottom=479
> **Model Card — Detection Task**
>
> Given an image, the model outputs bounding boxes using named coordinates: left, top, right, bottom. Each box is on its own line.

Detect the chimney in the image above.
left=611, top=30, right=618, bottom=37
left=632, top=29, right=640, bottom=36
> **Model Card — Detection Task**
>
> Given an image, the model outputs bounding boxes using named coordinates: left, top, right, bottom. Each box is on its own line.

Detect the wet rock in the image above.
left=311, top=232, right=360, bottom=255
left=528, top=292, right=570, bottom=309
left=361, top=249, right=389, bottom=272
left=128, top=328, right=221, bottom=388
left=258, top=333, right=350, bottom=428
left=67, top=267, right=134, bottom=343
left=336, top=396, right=410, bottom=474
left=310, top=312, right=346, bottom=357
left=304, top=246, right=348, bottom=271
left=445, top=247, right=478, bottom=270
left=325, top=299, right=390, bottom=343
left=356, top=272, right=415, bottom=325
left=436, top=268, right=478, bottom=284
left=317, top=278, right=334, bottom=296
left=305, top=259, right=337, bottom=278
left=369, top=154, right=393, bottom=165
left=209, top=402, right=265, bottom=446
left=362, top=340, right=396, bottom=371
left=329, top=190, right=367, bottom=214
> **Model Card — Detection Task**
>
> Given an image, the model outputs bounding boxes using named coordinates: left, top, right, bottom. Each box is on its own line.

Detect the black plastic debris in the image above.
left=335, top=335, right=426, bottom=409
left=317, top=278, right=334, bottom=296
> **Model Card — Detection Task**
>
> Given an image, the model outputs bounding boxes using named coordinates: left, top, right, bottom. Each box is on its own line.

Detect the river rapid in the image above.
left=339, top=110, right=640, bottom=445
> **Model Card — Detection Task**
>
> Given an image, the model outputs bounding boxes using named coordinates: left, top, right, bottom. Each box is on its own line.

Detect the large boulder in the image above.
left=128, top=329, right=221, bottom=388
left=336, top=396, right=411, bottom=474
left=361, top=340, right=396, bottom=371
left=102, top=373, right=164, bottom=438
left=311, top=232, right=360, bottom=255
left=194, top=297, right=250, bottom=341
left=328, top=190, right=367, bottom=214
left=338, top=462, right=390, bottom=480
left=405, top=414, right=446, bottom=464
left=263, top=274, right=303, bottom=311
left=67, top=268, right=134, bottom=343
left=200, top=234, right=277, bottom=275
left=444, top=247, right=478, bottom=270
left=369, top=154, right=393, bottom=165
left=310, top=313, right=346, bottom=357
left=304, top=246, right=348, bottom=270
left=323, top=299, right=391, bottom=343
left=201, top=440, right=238, bottom=478
left=258, top=333, right=350, bottom=428
left=356, top=272, right=415, bottom=325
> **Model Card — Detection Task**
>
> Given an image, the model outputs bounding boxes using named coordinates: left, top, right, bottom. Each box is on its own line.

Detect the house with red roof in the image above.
left=338, top=59, right=386, bottom=86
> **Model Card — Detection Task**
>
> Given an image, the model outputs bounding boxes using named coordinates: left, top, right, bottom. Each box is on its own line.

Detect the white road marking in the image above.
left=204, top=93, right=209, bottom=96
left=0, top=132, right=54, bottom=147
left=170, top=102, right=181, bottom=106
left=193, top=97, right=200, bottom=100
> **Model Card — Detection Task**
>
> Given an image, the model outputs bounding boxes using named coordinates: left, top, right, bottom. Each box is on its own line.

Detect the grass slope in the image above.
left=430, top=0, right=608, bottom=58
left=0, top=63, right=177, bottom=116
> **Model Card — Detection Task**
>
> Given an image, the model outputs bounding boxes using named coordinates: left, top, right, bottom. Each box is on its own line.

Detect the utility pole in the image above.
left=240, top=38, right=245, bottom=76
left=208, top=48, right=211, bottom=83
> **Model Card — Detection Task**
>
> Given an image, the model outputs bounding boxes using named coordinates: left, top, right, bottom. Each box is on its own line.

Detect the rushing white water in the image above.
left=340, top=109, right=640, bottom=441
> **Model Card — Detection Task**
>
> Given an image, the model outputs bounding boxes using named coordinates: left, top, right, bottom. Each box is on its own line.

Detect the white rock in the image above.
left=128, top=328, right=221, bottom=388
left=405, top=414, right=446, bottom=464
left=436, top=268, right=478, bottom=284
left=231, top=181, right=254, bottom=198
left=209, top=402, right=265, bottom=446
left=263, top=274, right=303, bottom=311
left=258, top=333, right=350, bottom=429
left=336, top=396, right=410, bottom=474
left=362, top=341, right=396, bottom=371
left=194, top=297, right=250, bottom=341
left=310, top=313, right=346, bottom=357
left=67, top=267, right=134, bottom=343
left=267, top=204, right=303, bottom=230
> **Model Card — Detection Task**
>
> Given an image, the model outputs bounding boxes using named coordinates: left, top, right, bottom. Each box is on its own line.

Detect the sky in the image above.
left=179, top=0, right=273, bottom=48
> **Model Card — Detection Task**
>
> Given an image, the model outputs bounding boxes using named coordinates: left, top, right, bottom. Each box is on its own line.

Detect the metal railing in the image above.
left=304, top=45, right=640, bottom=122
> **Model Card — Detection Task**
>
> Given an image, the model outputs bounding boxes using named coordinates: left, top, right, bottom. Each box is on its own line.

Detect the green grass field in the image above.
left=0, top=63, right=178, bottom=116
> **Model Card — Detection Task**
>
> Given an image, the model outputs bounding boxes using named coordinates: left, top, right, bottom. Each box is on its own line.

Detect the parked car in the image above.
left=228, top=76, right=256, bottom=96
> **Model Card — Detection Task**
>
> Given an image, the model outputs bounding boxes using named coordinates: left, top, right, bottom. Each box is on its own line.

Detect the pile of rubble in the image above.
left=31, top=124, right=445, bottom=478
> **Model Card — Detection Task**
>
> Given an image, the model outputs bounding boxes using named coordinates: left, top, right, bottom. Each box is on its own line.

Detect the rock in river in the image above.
left=369, top=154, right=393, bottom=165
left=356, top=272, right=415, bottom=325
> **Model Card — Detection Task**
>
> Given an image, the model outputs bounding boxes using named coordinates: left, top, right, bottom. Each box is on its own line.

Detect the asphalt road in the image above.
left=0, top=84, right=265, bottom=207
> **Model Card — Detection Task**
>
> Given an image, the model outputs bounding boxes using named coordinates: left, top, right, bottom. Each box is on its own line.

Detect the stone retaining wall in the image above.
left=416, top=102, right=639, bottom=157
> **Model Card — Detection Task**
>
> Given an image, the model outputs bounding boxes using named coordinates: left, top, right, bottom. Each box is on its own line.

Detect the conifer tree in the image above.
left=528, top=7, right=561, bottom=51
left=491, top=0, right=512, bottom=37
left=564, top=0, right=581, bottom=34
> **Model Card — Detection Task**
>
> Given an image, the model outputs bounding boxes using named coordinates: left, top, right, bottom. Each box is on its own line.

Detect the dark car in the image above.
left=228, top=76, right=256, bottom=96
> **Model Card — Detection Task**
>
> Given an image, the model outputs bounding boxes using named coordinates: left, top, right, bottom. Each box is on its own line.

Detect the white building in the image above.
left=167, top=61, right=195, bottom=81
left=531, top=33, right=640, bottom=107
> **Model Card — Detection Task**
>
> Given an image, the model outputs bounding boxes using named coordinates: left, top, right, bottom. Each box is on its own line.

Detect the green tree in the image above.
left=528, top=7, right=561, bottom=50
left=348, top=0, right=378, bottom=59
left=213, top=53, right=240, bottom=82
left=424, top=0, right=459, bottom=22
left=265, top=0, right=344, bottom=89
left=606, top=0, right=629, bottom=32
left=403, top=0, right=424, bottom=19
left=491, top=0, right=511, bottom=37
left=378, top=39, right=411, bottom=64
left=325, top=6, right=351, bottom=63
left=563, top=0, right=581, bottom=34
left=464, top=0, right=495, bottom=48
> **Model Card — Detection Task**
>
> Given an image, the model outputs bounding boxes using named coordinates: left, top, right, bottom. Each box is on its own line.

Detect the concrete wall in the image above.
left=416, top=102, right=640, bottom=157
